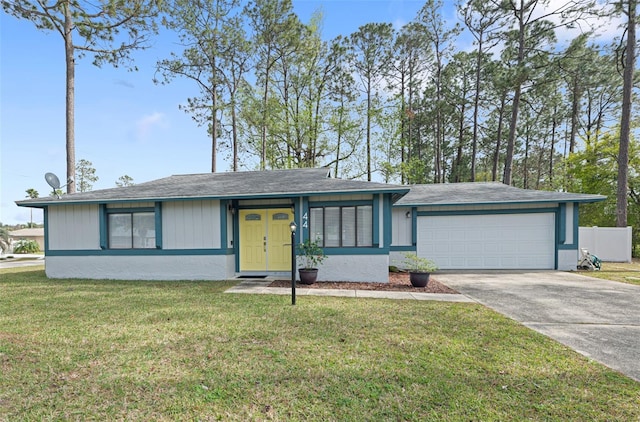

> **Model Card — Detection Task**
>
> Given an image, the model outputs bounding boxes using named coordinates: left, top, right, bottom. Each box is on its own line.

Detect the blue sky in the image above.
left=0, top=0, right=438, bottom=225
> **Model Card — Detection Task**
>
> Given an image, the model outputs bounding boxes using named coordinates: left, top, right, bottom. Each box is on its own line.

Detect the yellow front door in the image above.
left=239, top=210, right=267, bottom=271
left=239, top=208, right=293, bottom=272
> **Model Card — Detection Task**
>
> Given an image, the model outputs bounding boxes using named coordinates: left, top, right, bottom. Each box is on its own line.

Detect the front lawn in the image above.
left=1, top=268, right=639, bottom=420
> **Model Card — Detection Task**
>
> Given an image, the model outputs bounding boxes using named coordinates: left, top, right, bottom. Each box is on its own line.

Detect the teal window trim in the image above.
left=573, top=203, right=579, bottom=247
left=321, top=247, right=389, bottom=256
left=308, top=202, right=374, bottom=248
left=99, top=204, right=107, bottom=249
left=558, top=203, right=566, bottom=244
left=293, top=197, right=301, bottom=244
left=45, top=248, right=234, bottom=257
left=104, top=206, right=157, bottom=250
left=220, top=200, right=228, bottom=250
left=43, top=207, right=50, bottom=253
left=302, top=196, right=310, bottom=242
left=233, top=199, right=240, bottom=272
left=155, top=202, right=162, bottom=249
left=383, top=194, right=392, bottom=249
left=411, top=207, right=417, bottom=246
left=372, top=195, right=380, bottom=247
left=390, top=245, right=416, bottom=252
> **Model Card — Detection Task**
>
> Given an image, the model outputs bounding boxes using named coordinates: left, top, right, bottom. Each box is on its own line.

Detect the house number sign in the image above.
left=302, top=212, right=308, bottom=228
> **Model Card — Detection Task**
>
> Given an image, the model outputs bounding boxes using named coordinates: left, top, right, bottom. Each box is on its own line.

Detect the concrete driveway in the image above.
left=435, top=270, right=640, bottom=383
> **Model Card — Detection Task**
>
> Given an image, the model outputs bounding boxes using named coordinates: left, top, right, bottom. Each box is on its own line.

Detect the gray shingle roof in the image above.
left=17, top=168, right=409, bottom=207
left=394, top=182, right=605, bottom=207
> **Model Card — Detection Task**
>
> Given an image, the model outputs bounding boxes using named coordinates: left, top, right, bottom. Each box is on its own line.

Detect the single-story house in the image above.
left=8, top=227, right=45, bottom=251
left=16, top=168, right=605, bottom=282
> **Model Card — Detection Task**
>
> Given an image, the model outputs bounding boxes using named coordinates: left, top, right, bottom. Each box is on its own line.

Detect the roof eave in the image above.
left=16, top=187, right=411, bottom=207
left=394, top=196, right=607, bottom=207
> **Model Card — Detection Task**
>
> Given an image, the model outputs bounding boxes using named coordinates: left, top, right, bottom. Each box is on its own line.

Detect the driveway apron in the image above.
left=435, top=271, right=640, bottom=383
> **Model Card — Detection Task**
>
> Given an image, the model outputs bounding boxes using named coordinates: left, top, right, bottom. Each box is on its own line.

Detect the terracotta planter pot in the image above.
left=298, top=268, right=318, bottom=285
left=409, top=271, right=430, bottom=288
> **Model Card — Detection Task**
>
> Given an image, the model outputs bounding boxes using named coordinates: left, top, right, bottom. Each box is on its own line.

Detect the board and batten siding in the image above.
left=391, top=208, right=412, bottom=246
left=48, top=204, right=100, bottom=250
left=162, top=200, right=221, bottom=249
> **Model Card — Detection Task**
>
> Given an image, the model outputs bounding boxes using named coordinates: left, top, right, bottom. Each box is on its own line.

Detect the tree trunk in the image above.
left=617, top=0, right=636, bottom=227
left=503, top=84, right=522, bottom=186
left=569, top=75, right=580, bottom=154
left=400, top=72, right=406, bottom=184
left=454, top=101, right=466, bottom=183
left=503, top=1, right=526, bottom=186
left=492, top=93, right=506, bottom=182
left=434, top=55, right=442, bottom=183
left=64, top=2, right=75, bottom=194
left=366, top=79, right=372, bottom=181
left=471, top=37, right=483, bottom=182
left=549, top=108, right=557, bottom=185
left=211, top=88, right=217, bottom=173
left=231, top=101, right=238, bottom=171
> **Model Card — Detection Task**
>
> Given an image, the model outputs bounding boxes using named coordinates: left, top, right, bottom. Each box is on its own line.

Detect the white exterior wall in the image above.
left=312, top=254, right=389, bottom=283
left=48, top=204, right=100, bottom=250
left=389, top=251, right=409, bottom=269
left=565, top=203, right=574, bottom=244
left=558, top=249, right=578, bottom=271
left=162, top=200, right=220, bottom=249
left=391, top=208, right=412, bottom=246
left=45, top=254, right=235, bottom=280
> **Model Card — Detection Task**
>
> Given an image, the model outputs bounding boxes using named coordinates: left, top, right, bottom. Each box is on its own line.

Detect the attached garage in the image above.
left=393, top=182, right=606, bottom=271
left=417, top=212, right=555, bottom=269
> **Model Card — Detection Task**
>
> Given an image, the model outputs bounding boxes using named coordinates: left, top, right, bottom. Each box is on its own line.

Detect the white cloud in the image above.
left=531, top=1, right=623, bottom=46
left=135, top=112, right=168, bottom=142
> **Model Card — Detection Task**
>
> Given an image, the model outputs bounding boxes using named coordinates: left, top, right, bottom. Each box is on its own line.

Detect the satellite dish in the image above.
left=45, top=172, right=61, bottom=190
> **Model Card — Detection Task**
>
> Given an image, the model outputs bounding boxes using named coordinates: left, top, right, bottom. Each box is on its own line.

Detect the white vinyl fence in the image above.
left=579, top=226, right=632, bottom=262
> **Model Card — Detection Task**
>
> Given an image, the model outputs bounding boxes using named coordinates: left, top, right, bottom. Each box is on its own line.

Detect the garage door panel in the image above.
left=417, top=213, right=555, bottom=270
left=467, top=242, right=485, bottom=254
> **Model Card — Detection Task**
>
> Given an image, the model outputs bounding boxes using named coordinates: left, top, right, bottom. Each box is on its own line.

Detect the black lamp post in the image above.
left=289, top=220, right=297, bottom=305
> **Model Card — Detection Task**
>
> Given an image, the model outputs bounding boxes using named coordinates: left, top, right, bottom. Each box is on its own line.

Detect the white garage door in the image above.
left=417, top=213, right=555, bottom=270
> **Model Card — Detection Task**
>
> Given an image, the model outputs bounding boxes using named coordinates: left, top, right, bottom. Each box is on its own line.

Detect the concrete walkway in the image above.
left=225, top=279, right=473, bottom=302
left=435, top=271, right=640, bottom=383
left=0, top=255, right=45, bottom=269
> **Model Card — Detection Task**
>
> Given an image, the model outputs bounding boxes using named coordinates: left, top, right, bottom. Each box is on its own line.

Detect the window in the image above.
left=108, top=212, right=156, bottom=249
left=309, top=205, right=373, bottom=247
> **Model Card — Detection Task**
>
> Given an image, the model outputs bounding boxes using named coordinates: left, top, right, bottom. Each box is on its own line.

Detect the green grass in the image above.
left=581, top=259, right=640, bottom=285
left=1, top=268, right=639, bottom=421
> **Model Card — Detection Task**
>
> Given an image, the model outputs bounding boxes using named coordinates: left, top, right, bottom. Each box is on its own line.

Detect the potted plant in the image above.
left=401, top=252, right=438, bottom=287
left=296, top=238, right=327, bottom=284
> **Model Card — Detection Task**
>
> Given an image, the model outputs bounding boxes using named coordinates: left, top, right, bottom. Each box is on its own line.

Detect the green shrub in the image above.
left=12, top=239, right=40, bottom=254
